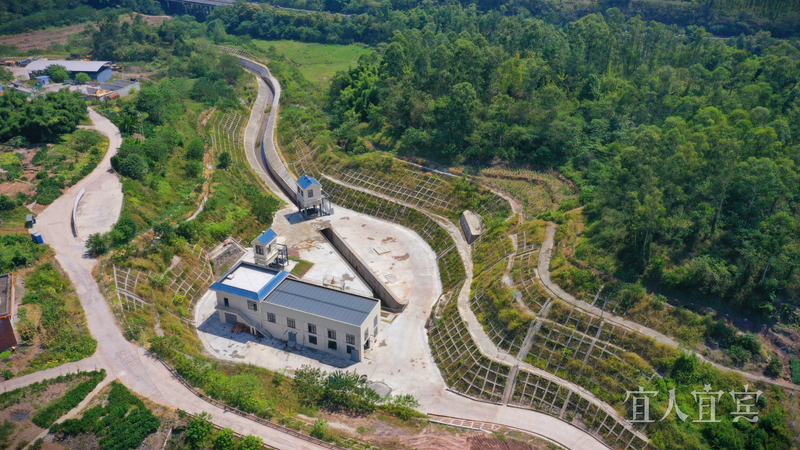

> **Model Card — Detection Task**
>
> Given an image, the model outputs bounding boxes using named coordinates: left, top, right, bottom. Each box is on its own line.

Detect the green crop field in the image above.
left=253, top=40, right=371, bottom=88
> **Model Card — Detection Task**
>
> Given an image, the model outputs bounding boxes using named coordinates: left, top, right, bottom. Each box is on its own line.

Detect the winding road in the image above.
left=6, top=109, right=326, bottom=450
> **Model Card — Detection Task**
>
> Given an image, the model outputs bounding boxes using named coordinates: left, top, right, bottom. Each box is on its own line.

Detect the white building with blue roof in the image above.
left=251, top=228, right=288, bottom=268
left=210, top=260, right=380, bottom=362
left=296, top=174, right=331, bottom=217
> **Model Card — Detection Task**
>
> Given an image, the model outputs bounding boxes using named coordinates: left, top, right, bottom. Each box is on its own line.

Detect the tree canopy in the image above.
left=0, top=89, right=87, bottom=143
left=325, top=13, right=800, bottom=315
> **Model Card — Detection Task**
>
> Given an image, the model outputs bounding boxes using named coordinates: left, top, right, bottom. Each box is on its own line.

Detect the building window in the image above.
left=327, top=330, right=336, bottom=340
left=374, top=326, right=378, bottom=337
left=308, top=335, right=317, bottom=345
left=255, top=245, right=263, bottom=255
left=223, top=297, right=229, bottom=307
left=328, top=340, right=337, bottom=351
left=298, top=187, right=304, bottom=197
left=346, top=334, right=355, bottom=345
left=247, top=300, right=258, bottom=311
left=347, top=345, right=354, bottom=354
left=364, top=329, right=369, bottom=341
left=309, top=189, right=314, bottom=197
left=308, top=324, right=316, bottom=334
left=287, top=318, right=296, bottom=329
left=374, top=316, right=378, bottom=327
left=267, top=312, right=276, bottom=323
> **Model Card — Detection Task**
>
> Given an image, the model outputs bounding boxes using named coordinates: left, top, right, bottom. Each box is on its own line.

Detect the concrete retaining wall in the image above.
left=72, top=186, right=86, bottom=238
left=320, top=227, right=407, bottom=312
left=235, top=57, right=298, bottom=203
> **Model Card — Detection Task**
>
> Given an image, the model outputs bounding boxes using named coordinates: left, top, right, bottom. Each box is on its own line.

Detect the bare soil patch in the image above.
left=0, top=24, right=88, bottom=51
left=0, top=14, right=169, bottom=52
left=0, top=378, right=85, bottom=450
left=306, top=411, right=554, bottom=450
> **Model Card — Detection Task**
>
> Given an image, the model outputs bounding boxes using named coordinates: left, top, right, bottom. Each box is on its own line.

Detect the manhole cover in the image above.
left=384, top=273, right=399, bottom=284
left=373, top=246, right=390, bottom=255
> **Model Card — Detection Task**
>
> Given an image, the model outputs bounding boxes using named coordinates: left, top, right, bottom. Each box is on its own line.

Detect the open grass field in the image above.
left=253, top=40, right=371, bottom=88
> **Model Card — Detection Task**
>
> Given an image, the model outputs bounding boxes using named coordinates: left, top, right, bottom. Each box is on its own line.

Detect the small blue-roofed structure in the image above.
left=209, top=261, right=381, bottom=362
left=34, top=76, right=50, bottom=86
left=297, top=174, right=321, bottom=190
left=254, top=228, right=277, bottom=246
left=252, top=228, right=287, bottom=268
left=30, top=231, right=43, bottom=244
left=296, top=175, right=331, bottom=218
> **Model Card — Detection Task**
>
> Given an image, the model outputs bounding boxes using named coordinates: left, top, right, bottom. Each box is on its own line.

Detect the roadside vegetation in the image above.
left=1, top=129, right=107, bottom=208
left=5, top=262, right=98, bottom=377
left=51, top=381, right=159, bottom=448
left=149, top=336, right=424, bottom=447
left=31, top=369, right=106, bottom=428
left=0, top=370, right=106, bottom=449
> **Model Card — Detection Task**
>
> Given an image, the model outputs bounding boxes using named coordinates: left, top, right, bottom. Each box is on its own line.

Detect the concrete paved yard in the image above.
left=195, top=204, right=443, bottom=400
left=74, top=175, right=124, bottom=239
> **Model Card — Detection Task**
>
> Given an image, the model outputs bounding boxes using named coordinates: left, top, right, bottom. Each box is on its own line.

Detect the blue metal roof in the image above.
left=254, top=228, right=277, bottom=245
left=210, top=262, right=289, bottom=301
left=297, top=174, right=321, bottom=190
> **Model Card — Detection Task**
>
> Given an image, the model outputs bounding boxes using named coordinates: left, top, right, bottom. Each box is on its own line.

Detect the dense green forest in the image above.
left=205, top=0, right=800, bottom=42
left=320, top=12, right=800, bottom=318
left=0, top=90, right=87, bottom=142
left=0, top=0, right=163, bottom=36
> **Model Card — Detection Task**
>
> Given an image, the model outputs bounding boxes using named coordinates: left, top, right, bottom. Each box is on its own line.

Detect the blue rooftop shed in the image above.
left=34, top=75, right=50, bottom=86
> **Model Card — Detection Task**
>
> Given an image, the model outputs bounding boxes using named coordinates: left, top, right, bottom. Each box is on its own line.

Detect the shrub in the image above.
left=185, top=412, right=213, bottom=449
left=728, top=345, right=752, bottom=365
left=790, top=358, right=800, bottom=384
left=0, top=194, right=15, bottom=212
left=217, top=151, right=231, bottom=169
left=237, top=435, right=263, bottom=450
left=31, top=370, right=106, bottom=428
left=764, top=354, right=783, bottom=378
left=212, top=428, right=236, bottom=450
left=185, top=160, right=202, bottom=178
left=119, top=153, right=149, bottom=180
left=311, top=418, right=327, bottom=439
left=86, top=233, right=110, bottom=256
left=186, top=137, right=205, bottom=161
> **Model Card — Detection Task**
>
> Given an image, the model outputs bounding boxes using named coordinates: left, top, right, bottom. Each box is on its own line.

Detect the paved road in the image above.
left=6, top=112, right=327, bottom=450
left=231, top=53, right=615, bottom=449
left=319, top=176, right=612, bottom=450
left=537, top=223, right=795, bottom=390
left=72, top=109, right=124, bottom=240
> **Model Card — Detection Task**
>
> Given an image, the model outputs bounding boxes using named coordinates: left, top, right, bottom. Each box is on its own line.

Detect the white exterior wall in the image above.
left=297, top=185, right=322, bottom=209
left=252, top=238, right=277, bottom=266
left=215, top=291, right=380, bottom=362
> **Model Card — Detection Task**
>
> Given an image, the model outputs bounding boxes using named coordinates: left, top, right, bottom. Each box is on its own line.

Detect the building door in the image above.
left=349, top=347, right=359, bottom=361
left=288, top=332, right=297, bottom=343
left=225, top=313, right=237, bottom=324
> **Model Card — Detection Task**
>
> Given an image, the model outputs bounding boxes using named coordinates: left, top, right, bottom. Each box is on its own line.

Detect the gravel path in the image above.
left=537, top=223, right=795, bottom=390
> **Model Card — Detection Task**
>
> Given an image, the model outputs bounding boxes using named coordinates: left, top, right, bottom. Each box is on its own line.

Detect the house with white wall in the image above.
left=210, top=261, right=381, bottom=362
